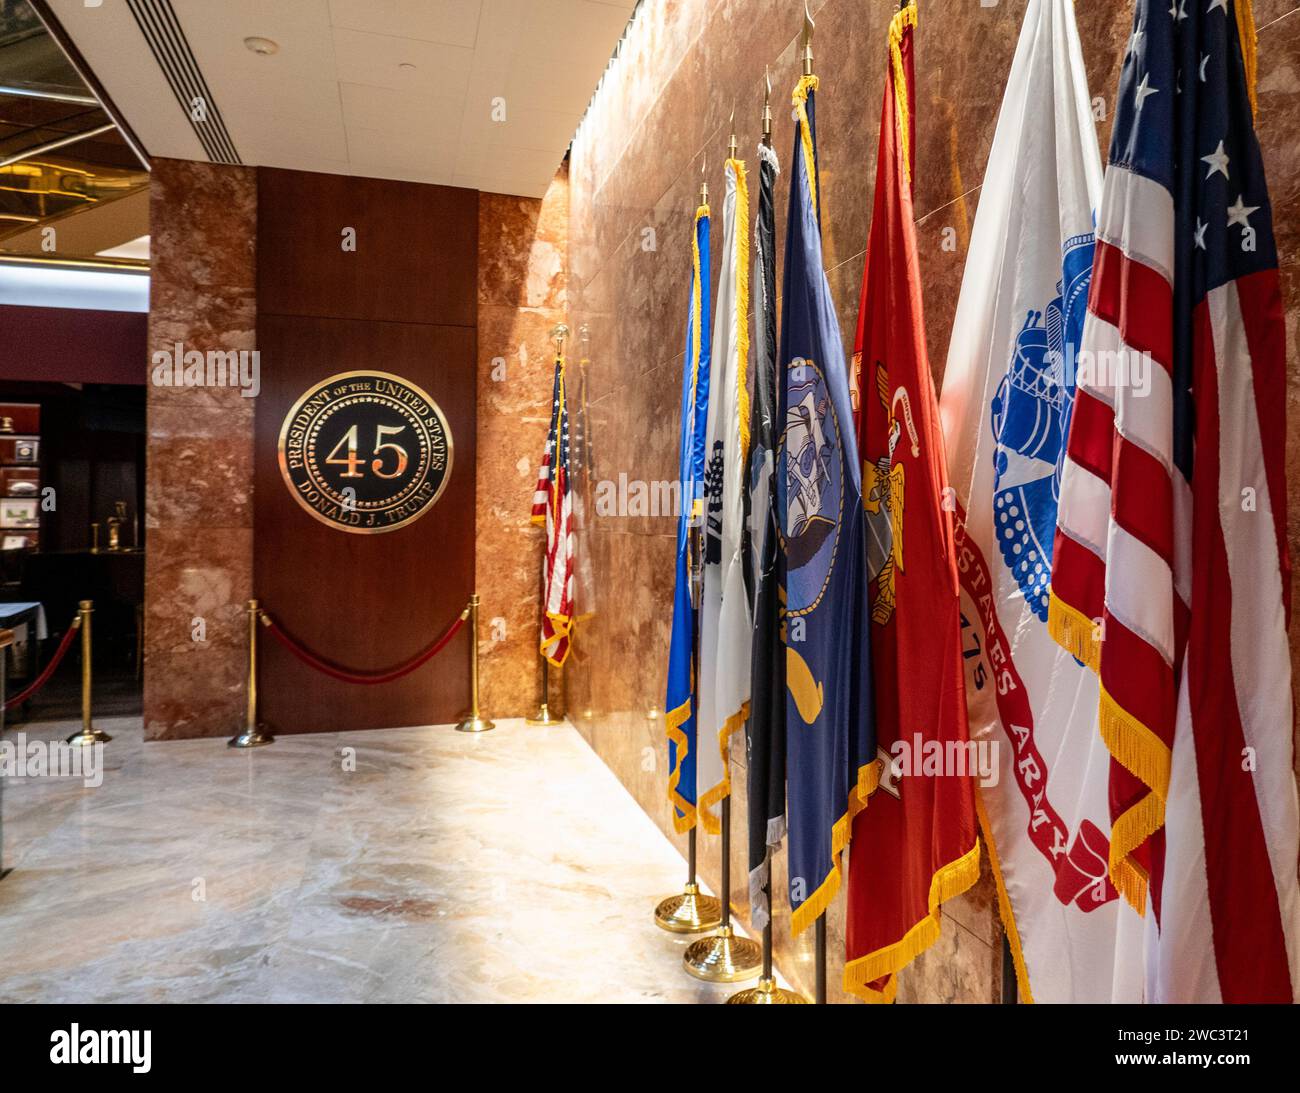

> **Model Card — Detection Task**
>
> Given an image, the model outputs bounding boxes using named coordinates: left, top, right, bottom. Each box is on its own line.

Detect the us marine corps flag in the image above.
left=844, top=1, right=979, bottom=1003
left=779, top=66, right=877, bottom=937
left=664, top=198, right=712, bottom=832
left=696, top=156, right=751, bottom=830
left=937, top=0, right=1145, bottom=1002
left=744, top=139, right=783, bottom=928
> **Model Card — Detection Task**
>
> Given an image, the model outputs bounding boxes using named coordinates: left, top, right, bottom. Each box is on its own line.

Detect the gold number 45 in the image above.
left=325, top=424, right=409, bottom=480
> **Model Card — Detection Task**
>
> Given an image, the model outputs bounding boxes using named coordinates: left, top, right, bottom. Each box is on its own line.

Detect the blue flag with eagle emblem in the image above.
left=778, top=73, right=877, bottom=935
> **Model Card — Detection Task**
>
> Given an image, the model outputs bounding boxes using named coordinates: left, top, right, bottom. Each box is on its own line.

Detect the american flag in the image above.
left=532, top=350, right=575, bottom=666
left=1049, top=0, right=1298, bottom=1000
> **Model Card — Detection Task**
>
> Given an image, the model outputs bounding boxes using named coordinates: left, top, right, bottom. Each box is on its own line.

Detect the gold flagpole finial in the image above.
left=550, top=322, right=569, bottom=354
left=727, top=104, right=737, bottom=161
left=802, top=2, right=814, bottom=77
left=699, top=159, right=708, bottom=206
left=762, top=66, right=773, bottom=146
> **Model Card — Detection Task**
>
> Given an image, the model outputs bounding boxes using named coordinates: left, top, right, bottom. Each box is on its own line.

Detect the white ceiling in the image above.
left=46, top=0, right=636, bottom=197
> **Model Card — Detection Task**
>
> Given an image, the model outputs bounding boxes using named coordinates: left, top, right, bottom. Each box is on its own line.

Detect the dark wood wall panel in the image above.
left=257, top=168, right=478, bottom=327
left=255, top=168, right=478, bottom=734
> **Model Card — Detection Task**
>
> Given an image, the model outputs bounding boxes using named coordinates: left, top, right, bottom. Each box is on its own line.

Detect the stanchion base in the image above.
left=726, top=976, right=809, bottom=1004
left=228, top=727, right=275, bottom=749
left=66, top=727, right=111, bottom=746
left=455, top=716, right=496, bottom=733
left=682, top=926, right=763, bottom=982
left=654, top=883, right=722, bottom=933
left=524, top=704, right=559, bottom=727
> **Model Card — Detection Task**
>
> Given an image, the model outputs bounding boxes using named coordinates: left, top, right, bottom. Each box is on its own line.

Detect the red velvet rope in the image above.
left=4, top=616, right=81, bottom=712
left=260, top=609, right=467, bottom=685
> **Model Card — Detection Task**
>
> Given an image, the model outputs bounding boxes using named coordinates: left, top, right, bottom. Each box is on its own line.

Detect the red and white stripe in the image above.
left=1051, top=163, right=1299, bottom=1001
left=534, top=357, right=575, bottom=667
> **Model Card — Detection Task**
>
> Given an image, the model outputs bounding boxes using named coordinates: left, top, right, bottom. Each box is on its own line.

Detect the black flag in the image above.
left=744, top=141, right=784, bottom=929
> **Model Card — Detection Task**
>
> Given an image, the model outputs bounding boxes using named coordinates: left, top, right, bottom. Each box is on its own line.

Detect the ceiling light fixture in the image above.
left=243, top=36, right=279, bottom=56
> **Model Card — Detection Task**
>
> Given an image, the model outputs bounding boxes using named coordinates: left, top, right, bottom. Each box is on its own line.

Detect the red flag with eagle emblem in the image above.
left=843, top=1, right=980, bottom=1003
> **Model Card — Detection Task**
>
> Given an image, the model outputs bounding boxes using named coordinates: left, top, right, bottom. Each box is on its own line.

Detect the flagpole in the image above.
left=527, top=324, right=569, bottom=727
left=654, top=171, right=722, bottom=936
left=727, top=72, right=806, bottom=1004
left=803, top=0, right=831, bottom=1007
left=683, top=127, right=760, bottom=985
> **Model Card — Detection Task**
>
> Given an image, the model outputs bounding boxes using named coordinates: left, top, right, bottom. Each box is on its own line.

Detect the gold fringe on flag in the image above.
left=842, top=840, right=981, bottom=1002
left=888, top=0, right=918, bottom=187
left=1235, top=0, right=1259, bottom=118
left=1047, top=588, right=1172, bottom=913
left=1046, top=588, right=1101, bottom=672
left=789, top=760, right=878, bottom=937
left=791, top=75, right=820, bottom=226
left=664, top=202, right=711, bottom=834
left=974, top=792, right=1034, bottom=1003
left=729, top=157, right=752, bottom=458
left=1097, top=681, right=1170, bottom=913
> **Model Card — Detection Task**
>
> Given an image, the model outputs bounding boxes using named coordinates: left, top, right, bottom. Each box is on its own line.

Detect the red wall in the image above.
left=0, top=304, right=146, bottom=385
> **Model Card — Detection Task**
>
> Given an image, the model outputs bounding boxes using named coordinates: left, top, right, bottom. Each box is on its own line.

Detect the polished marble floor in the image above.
left=0, top=716, right=765, bottom=1003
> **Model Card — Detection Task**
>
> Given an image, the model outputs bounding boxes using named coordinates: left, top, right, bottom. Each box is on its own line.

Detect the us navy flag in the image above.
left=779, top=74, right=877, bottom=935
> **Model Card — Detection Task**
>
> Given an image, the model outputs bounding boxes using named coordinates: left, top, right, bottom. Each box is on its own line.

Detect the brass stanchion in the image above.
left=67, top=600, right=111, bottom=746
left=455, top=593, right=495, bottom=733
left=229, top=599, right=274, bottom=748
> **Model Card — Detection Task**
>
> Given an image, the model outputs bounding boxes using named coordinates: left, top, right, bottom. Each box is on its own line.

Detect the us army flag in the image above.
left=780, top=73, right=876, bottom=936
left=744, top=141, right=783, bottom=928
left=696, top=158, right=751, bottom=831
left=665, top=200, right=712, bottom=832
left=936, top=0, right=1144, bottom=1002
left=844, top=1, right=979, bottom=1003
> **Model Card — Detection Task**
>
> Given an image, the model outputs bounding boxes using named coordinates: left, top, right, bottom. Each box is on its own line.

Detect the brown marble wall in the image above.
left=475, top=170, right=570, bottom=718
left=565, top=0, right=1300, bottom=1002
left=143, top=158, right=256, bottom=740
left=144, top=162, right=568, bottom=736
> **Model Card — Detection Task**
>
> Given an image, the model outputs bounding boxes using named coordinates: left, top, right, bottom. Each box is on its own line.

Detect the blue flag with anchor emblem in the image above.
left=778, top=74, right=877, bottom=935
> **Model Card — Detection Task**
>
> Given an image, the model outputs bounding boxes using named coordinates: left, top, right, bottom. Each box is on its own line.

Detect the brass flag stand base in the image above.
left=66, top=601, right=111, bottom=747
left=525, top=656, right=558, bottom=726
left=682, top=797, right=760, bottom=980
left=724, top=847, right=806, bottom=1001
left=455, top=593, right=495, bottom=733
left=683, top=925, right=763, bottom=982
left=524, top=704, right=559, bottom=727
left=229, top=599, right=274, bottom=749
left=654, top=880, right=722, bottom=933
left=726, top=977, right=809, bottom=1004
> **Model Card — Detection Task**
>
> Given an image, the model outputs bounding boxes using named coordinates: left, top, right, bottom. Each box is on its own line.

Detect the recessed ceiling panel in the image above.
left=45, top=0, right=637, bottom=196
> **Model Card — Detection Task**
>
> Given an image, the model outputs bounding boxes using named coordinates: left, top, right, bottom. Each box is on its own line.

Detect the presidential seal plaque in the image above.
left=278, top=370, right=452, bottom=534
